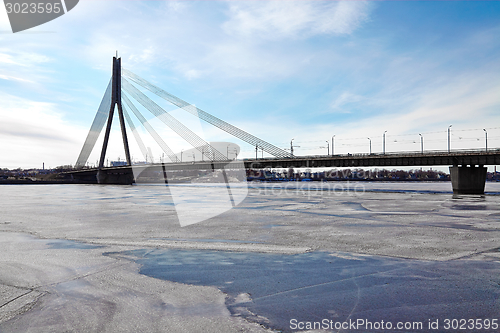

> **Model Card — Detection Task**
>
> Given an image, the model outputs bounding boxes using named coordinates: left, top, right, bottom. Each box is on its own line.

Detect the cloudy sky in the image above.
left=1, top=0, right=499, bottom=169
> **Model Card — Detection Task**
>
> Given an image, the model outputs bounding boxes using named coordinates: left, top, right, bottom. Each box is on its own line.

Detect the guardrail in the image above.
left=243, top=148, right=500, bottom=161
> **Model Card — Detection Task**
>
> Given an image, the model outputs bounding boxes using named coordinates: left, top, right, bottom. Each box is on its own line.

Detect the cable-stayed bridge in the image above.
left=75, top=57, right=292, bottom=171
left=68, top=57, right=500, bottom=194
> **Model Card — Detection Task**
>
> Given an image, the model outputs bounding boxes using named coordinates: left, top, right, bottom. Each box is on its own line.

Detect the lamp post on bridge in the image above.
left=290, top=139, right=300, bottom=157
left=483, top=129, right=488, bottom=152
left=383, top=131, right=387, bottom=155
left=419, top=134, right=423, bottom=154
left=332, top=135, right=335, bottom=155
left=367, top=137, right=371, bottom=154
left=448, top=125, right=452, bottom=153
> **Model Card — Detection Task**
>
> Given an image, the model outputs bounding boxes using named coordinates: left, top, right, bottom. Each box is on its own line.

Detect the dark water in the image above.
left=120, top=249, right=500, bottom=332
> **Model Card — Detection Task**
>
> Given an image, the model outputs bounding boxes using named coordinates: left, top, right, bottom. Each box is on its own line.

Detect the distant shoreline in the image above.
left=3, top=178, right=500, bottom=185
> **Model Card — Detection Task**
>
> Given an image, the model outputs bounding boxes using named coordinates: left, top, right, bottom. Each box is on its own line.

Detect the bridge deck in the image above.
left=246, top=149, right=500, bottom=169
left=65, top=150, right=500, bottom=179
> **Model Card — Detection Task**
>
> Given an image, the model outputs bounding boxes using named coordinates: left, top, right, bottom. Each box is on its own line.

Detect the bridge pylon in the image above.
left=96, top=56, right=134, bottom=184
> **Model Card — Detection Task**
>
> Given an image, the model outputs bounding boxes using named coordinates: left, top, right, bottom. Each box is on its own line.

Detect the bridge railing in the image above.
left=242, top=148, right=499, bottom=161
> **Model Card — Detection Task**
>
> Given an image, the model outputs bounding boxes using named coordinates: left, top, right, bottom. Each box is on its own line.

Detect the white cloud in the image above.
left=201, top=40, right=296, bottom=79
left=128, top=46, right=157, bottom=67
left=0, top=50, right=55, bottom=93
left=163, top=0, right=188, bottom=13
left=0, top=74, right=34, bottom=83
left=222, top=1, right=372, bottom=39
left=184, top=69, right=202, bottom=80
left=21, top=1, right=373, bottom=84
left=0, top=51, right=51, bottom=67
left=0, top=93, right=85, bottom=168
left=330, top=91, right=365, bottom=113
left=0, top=53, right=19, bottom=65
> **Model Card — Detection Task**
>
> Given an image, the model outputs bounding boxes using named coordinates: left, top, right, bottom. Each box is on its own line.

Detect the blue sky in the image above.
left=1, top=0, right=499, bottom=169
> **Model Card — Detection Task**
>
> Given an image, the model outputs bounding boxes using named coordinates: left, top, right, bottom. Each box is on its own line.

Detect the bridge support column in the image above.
left=96, top=56, right=134, bottom=185
left=449, top=165, right=487, bottom=195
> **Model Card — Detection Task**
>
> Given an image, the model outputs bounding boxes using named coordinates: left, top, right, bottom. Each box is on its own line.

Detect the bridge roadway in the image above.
left=70, top=149, right=500, bottom=175
left=245, top=149, right=500, bottom=169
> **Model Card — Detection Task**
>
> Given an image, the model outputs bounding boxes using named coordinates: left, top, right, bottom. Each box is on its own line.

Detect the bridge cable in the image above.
left=122, top=93, right=180, bottom=163
left=75, top=78, right=112, bottom=168
left=122, top=79, right=221, bottom=161
left=122, top=72, right=255, bottom=160
left=122, top=68, right=292, bottom=159
left=122, top=78, right=227, bottom=161
left=121, top=103, right=149, bottom=162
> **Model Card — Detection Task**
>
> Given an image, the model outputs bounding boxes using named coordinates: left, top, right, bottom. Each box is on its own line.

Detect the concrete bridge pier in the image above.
left=449, top=165, right=487, bottom=195
left=97, top=168, right=135, bottom=185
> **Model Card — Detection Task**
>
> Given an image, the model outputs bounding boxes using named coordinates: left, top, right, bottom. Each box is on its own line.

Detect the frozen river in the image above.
left=1, top=182, right=500, bottom=332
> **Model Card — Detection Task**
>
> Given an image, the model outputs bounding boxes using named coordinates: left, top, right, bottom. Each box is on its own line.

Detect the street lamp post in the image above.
left=383, top=131, right=387, bottom=154
left=419, top=133, right=423, bottom=154
left=325, top=141, right=329, bottom=155
left=448, top=125, right=452, bottom=153
left=367, top=137, right=371, bottom=154
left=226, top=144, right=230, bottom=159
left=180, top=150, right=183, bottom=162
left=332, top=135, right=335, bottom=155
left=289, top=139, right=300, bottom=157
left=483, top=129, right=488, bottom=152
